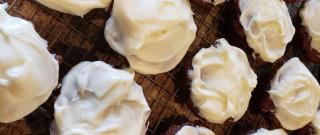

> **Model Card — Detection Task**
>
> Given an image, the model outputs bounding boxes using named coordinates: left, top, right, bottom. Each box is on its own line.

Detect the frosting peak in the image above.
left=36, top=0, right=112, bottom=16
left=250, top=128, right=287, bottom=135
left=175, top=125, right=215, bottom=135
left=239, top=0, right=295, bottom=62
left=189, top=38, right=257, bottom=123
left=0, top=3, right=59, bottom=123
left=269, top=57, right=320, bottom=130
left=105, top=0, right=197, bottom=74
left=52, top=61, right=150, bottom=135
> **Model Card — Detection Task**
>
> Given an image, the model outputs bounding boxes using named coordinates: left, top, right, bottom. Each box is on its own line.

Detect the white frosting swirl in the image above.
left=189, top=38, right=257, bottom=123
left=239, top=0, right=295, bottom=63
left=300, top=0, right=320, bottom=53
left=312, top=110, right=320, bottom=135
left=36, top=0, right=112, bottom=16
left=52, top=61, right=150, bottom=135
left=175, top=125, right=215, bottom=135
left=250, top=128, right=287, bottom=135
left=0, top=3, right=59, bottom=123
left=105, top=0, right=197, bottom=74
left=269, top=57, right=320, bottom=130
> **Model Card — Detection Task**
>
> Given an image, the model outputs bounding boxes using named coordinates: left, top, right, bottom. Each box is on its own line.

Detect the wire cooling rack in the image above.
left=0, top=0, right=315, bottom=135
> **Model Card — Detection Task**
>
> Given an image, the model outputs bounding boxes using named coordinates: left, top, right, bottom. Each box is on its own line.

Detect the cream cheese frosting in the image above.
left=269, top=57, right=320, bottom=130
left=300, top=0, right=320, bottom=53
left=250, top=128, right=287, bottom=135
left=175, top=125, right=215, bottom=135
left=36, top=0, right=112, bottom=16
left=52, top=61, right=150, bottom=135
left=188, top=38, right=257, bottom=124
left=202, top=0, right=225, bottom=5
left=239, top=0, right=295, bottom=63
left=312, top=110, right=320, bottom=135
left=0, top=3, right=59, bottom=123
left=105, top=0, right=197, bottom=74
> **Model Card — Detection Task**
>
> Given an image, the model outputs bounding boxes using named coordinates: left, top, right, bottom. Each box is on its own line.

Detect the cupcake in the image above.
left=51, top=61, right=150, bottom=135
left=188, top=38, right=257, bottom=124
left=300, top=0, right=320, bottom=63
left=237, top=0, right=295, bottom=63
left=105, top=0, right=197, bottom=74
left=0, top=3, right=59, bottom=123
left=36, top=0, right=112, bottom=16
left=249, top=128, right=287, bottom=135
left=166, top=124, right=215, bottom=135
left=268, top=57, right=320, bottom=130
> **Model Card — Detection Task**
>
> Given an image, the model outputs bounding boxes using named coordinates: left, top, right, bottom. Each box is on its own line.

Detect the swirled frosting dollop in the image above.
left=250, top=128, right=287, bottom=135
left=52, top=61, right=150, bottom=135
left=239, top=0, right=295, bottom=63
left=105, top=0, right=197, bottom=74
left=188, top=38, right=257, bottom=124
left=269, top=57, right=320, bottom=130
left=300, top=0, right=320, bottom=53
left=176, top=125, right=215, bottom=135
left=36, top=0, right=111, bottom=16
left=312, top=110, right=320, bottom=135
left=0, top=3, right=59, bottom=123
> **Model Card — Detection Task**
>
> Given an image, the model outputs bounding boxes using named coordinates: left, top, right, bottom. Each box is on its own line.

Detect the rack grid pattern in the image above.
left=0, top=0, right=312, bottom=135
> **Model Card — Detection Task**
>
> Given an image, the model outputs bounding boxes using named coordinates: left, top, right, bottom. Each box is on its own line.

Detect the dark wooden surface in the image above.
left=0, top=0, right=316, bottom=135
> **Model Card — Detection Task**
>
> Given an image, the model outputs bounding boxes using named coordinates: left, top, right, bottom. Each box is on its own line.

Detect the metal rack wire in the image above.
left=0, top=0, right=312, bottom=135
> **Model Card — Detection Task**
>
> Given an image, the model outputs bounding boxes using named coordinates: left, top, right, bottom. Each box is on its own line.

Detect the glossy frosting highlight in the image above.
left=105, top=0, right=197, bottom=74
left=189, top=38, right=257, bottom=123
left=239, top=0, right=295, bottom=62
left=175, top=125, right=215, bottom=135
left=300, top=0, right=320, bottom=53
left=269, top=58, right=320, bottom=130
left=0, top=3, right=59, bottom=123
left=250, top=128, right=287, bottom=135
left=53, top=61, right=150, bottom=135
left=36, top=0, right=112, bottom=16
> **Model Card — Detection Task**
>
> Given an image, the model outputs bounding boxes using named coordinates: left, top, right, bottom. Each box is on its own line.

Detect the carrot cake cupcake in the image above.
left=51, top=61, right=150, bottom=135
left=105, top=0, right=197, bottom=74
left=0, top=3, right=59, bottom=123
left=188, top=38, right=257, bottom=124
left=268, top=57, right=320, bottom=130
left=238, top=0, right=295, bottom=63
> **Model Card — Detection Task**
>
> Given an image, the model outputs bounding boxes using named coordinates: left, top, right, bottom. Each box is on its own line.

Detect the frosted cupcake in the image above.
left=188, top=38, right=257, bottom=124
left=238, top=0, right=295, bottom=63
left=105, top=0, right=197, bottom=74
left=268, top=57, right=320, bottom=130
left=0, top=3, right=59, bottom=123
left=51, top=61, right=150, bottom=135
